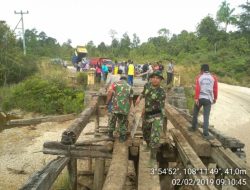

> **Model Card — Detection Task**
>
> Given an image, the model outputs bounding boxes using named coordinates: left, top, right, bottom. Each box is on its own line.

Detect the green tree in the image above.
left=197, top=16, right=219, bottom=44
left=138, top=42, right=157, bottom=57
left=158, top=28, right=170, bottom=39
left=216, top=1, right=237, bottom=32
left=86, top=40, right=96, bottom=56
left=237, top=2, right=250, bottom=33
left=120, top=32, right=131, bottom=57
left=61, top=39, right=73, bottom=59
left=131, top=33, right=140, bottom=48
left=0, top=21, right=38, bottom=86
left=97, top=42, right=107, bottom=56
left=111, top=38, right=120, bottom=57
left=168, top=31, right=198, bottom=55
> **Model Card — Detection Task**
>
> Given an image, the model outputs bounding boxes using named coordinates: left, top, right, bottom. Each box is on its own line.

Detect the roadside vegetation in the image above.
left=0, top=1, right=249, bottom=115
left=0, top=62, right=86, bottom=115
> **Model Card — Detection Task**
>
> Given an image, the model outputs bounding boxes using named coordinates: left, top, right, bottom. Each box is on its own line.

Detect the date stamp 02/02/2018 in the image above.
left=150, top=167, right=247, bottom=186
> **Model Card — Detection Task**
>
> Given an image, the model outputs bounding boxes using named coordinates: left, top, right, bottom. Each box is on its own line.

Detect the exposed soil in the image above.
left=0, top=119, right=93, bottom=190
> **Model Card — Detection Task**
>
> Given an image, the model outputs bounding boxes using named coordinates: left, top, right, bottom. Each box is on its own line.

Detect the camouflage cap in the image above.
left=149, top=71, right=164, bottom=80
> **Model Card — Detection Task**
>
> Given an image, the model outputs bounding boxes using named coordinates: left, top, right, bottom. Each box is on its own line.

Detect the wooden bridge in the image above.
left=20, top=79, right=250, bottom=190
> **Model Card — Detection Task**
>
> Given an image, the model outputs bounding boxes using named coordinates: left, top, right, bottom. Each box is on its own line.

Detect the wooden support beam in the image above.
left=61, top=95, right=98, bottom=145
left=95, top=106, right=100, bottom=138
left=165, top=103, right=211, bottom=157
left=102, top=140, right=128, bottom=190
left=176, top=107, right=245, bottom=149
left=78, top=170, right=107, bottom=176
left=211, top=147, right=250, bottom=190
left=93, top=158, right=105, bottom=190
left=129, top=146, right=139, bottom=157
left=20, top=157, right=69, bottom=190
left=75, top=137, right=113, bottom=146
left=43, top=141, right=112, bottom=159
left=68, top=158, right=77, bottom=190
left=7, top=114, right=76, bottom=126
left=170, top=129, right=217, bottom=190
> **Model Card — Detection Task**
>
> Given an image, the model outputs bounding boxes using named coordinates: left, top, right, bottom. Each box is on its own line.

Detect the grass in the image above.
left=38, top=61, right=73, bottom=85
left=0, top=60, right=85, bottom=115
left=184, top=87, right=195, bottom=114
left=51, top=170, right=71, bottom=190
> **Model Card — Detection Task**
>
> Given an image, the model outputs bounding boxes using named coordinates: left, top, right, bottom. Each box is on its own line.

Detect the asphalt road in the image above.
left=209, top=83, right=250, bottom=164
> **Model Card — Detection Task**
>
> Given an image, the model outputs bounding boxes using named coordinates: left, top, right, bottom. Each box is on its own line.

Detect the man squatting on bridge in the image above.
left=106, top=75, right=133, bottom=142
left=189, top=64, right=218, bottom=140
left=136, top=71, right=167, bottom=162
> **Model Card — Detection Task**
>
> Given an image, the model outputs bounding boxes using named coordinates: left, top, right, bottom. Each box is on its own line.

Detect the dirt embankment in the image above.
left=0, top=120, right=75, bottom=190
left=209, top=83, right=250, bottom=163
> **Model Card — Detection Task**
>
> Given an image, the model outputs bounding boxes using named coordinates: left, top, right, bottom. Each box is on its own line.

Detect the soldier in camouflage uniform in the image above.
left=106, top=75, right=133, bottom=142
left=136, top=71, right=166, bottom=161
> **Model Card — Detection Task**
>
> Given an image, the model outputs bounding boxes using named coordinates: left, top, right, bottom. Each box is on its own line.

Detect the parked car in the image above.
left=89, top=57, right=114, bottom=72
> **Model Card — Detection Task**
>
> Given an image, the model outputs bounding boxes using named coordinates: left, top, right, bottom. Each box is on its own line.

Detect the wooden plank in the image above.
left=44, top=141, right=113, bottom=152
left=165, top=103, right=211, bottom=157
left=20, top=157, right=69, bottom=190
left=7, top=113, right=76, bottom=126
left=68, top=158, right=77, bottom=190
left=170, top=129, right=217, bottom=190
left=61, top=95, right=98, bottom=144
left=75, top=137, right=112, bottom=146
left=78, top=170, right=107, bottom=176
left=138, top=143, right=161, bottom=190
left=131, top=110, right=142, bottom=138
left=102, top=140, right=128, bottom=190
left=93, top=158, right=105, bottom=190
left=43, top=141, right=112, bottom=159
left=177, top=107, right=245, bottom=149
left=211, top=147, right=250, bottom=190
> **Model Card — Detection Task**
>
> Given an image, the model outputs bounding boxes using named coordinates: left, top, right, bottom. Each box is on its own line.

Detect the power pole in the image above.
left=14, top=10, right=29, bottom=55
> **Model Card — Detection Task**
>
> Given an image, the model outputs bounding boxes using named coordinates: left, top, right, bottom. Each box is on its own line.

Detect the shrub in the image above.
left=184, top=87, right=195, bottom=114
left=76, top=72, right=88, bottom=87
left=2, top=76, right=84, bottom=114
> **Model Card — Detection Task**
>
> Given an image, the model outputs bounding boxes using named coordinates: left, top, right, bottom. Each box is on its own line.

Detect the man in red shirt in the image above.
left=189, top=64, right=218, bottom=140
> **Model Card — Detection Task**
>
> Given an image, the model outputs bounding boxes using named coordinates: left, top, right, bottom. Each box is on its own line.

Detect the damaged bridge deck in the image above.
left=20, top=79, right=250, bottom=190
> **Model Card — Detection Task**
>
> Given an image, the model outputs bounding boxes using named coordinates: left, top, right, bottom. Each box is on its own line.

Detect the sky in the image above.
left=0, top=0, right=247, bottom=47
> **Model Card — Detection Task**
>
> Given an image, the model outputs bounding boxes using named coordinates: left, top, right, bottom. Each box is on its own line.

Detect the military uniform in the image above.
left=108, top=80, right=133, bottom=141
left=140, top=78, right=166, bottom=148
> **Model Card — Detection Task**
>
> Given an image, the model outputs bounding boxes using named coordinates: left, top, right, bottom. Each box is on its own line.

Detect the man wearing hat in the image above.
left=106, top=75, right=133, bottom=142
left=135, top=71, right=166, bottom=163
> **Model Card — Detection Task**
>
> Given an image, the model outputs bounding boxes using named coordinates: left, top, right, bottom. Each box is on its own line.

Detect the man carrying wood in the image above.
left=135, top=71, right=166, bottom=162
left=106, top=75, right=133, bottom=142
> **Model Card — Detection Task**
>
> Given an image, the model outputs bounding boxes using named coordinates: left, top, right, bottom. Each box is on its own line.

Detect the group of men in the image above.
left=106, top=70, right=166, bottom=163
left=104, top=63, right=218, bottom=164
left=139, top=60, right=175, bottom=85
left=98, top=60, right=136, bottom=86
